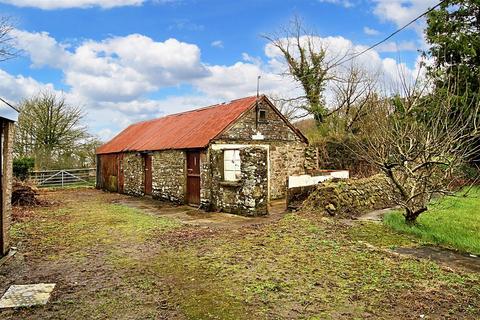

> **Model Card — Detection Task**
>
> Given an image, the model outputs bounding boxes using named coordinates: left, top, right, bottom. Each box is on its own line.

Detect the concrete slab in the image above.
left=0, top=283, right=55, bottom=308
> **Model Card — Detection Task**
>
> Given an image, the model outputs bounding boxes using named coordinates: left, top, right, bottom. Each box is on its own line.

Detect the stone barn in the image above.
left=96, top=95, right=315, bottom=216
left=0, top=99, right=17, bottom=257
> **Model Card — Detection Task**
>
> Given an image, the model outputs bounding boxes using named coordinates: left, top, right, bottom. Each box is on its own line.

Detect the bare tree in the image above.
left=328, top=63, right=379, bottom=133
left=264, top=16, right=349, bottom=125
left=0, top=17, right=18, bottom=61
left=269, top=94, right=304, bottom=121
left=355, top=75, right=480, bottom=224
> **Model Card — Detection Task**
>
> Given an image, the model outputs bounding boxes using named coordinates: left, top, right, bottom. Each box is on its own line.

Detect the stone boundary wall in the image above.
left=299, top=174, right=398, bottom=218
left=286, top=171, right=349, bottom=210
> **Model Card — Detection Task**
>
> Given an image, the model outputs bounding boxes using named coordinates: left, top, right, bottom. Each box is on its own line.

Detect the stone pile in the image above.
left=301, top=174, right=397, bottom=218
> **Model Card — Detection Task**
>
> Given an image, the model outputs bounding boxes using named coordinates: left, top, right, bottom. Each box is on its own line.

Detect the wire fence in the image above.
left=29, top=168, right=96, bottom=188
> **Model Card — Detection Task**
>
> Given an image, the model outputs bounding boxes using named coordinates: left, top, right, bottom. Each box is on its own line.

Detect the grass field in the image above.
left=1, top=188, right=479, bottom=319
left=384, top=187, right=480, bottom=255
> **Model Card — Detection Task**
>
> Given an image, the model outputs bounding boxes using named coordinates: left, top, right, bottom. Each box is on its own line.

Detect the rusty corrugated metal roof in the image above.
left=96, top=96, right=259, bottom=154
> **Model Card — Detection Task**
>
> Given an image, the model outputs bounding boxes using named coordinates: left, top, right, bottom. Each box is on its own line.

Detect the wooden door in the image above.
left=144, top=154, right=152, bottom=195
left=186, top=151, right=201, bottom=205
left=117, top=153, right=124, bottom=194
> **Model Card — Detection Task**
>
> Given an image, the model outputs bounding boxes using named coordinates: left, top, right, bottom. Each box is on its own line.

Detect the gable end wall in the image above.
left=213, top=101, right=314, bottom=199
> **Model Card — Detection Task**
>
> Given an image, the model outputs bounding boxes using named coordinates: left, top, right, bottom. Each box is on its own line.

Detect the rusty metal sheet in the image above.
left=96, top=96, right=259, bottom=154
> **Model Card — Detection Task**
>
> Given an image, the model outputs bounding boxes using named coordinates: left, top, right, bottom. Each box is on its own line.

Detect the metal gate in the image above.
left=30, top=168, right=96, bottom=188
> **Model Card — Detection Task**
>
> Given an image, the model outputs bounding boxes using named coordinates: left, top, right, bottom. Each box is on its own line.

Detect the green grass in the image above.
left=384, top=187, right=480, bottom=255
left=11, top=195, right=182, bottom=261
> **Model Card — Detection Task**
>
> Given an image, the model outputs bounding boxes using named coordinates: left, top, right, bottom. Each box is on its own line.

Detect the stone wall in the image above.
left=269, top=142, right=309, bottom=199
left=199, top=150, right=212, bottom=210
left=216, top=100, right=303, bottom=142
left=305, top=146, right=319, bottom=173
left=300, top=174, right=397, bottom=218
left=209, top=147, right=268, bottom=216
left=1, top=120, right=14, bottom=256
left=151, top=150, right=186, bottom=203
left=123, top=153, right=144, bottom=196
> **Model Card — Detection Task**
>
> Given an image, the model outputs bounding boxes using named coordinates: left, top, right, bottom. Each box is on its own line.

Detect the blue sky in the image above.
left=0, top=0, right=437, bottom=140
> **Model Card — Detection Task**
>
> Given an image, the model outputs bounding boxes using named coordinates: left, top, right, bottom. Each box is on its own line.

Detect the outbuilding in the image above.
left=0, top=98, right=17, bottom=257
left=96, top=95, right=316, bottom=216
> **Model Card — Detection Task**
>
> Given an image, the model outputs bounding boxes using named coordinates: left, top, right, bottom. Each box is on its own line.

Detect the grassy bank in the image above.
left=384, top=187, right=480, bottom=255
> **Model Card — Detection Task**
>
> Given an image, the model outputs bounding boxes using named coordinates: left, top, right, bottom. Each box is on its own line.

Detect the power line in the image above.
left=340, top=0, right=448, bottom=65
left=0, top=97, right=19, bottom=113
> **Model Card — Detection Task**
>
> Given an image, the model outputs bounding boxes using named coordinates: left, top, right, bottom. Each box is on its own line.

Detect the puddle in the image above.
left=395, top=246, right=480, bottom=273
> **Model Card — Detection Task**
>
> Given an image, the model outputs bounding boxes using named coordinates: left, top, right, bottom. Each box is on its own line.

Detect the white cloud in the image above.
left=12, top=29, right=71, bottom=68
left=372, top=0, right=438, bottom=27
left=194, top=62, right=296, bottom=101
left=14, top=31, right=209, bottom=102
left=241, top=53, right=262, bottom=66
left=0, top=0, right=147, bottom=9
left=0, top=69, right=56, bottom=102
left=318, top=0, right=355, bottom=8
left=363, top=26, right=380, bottom=36
left=211, top=40, right=224, bottom=48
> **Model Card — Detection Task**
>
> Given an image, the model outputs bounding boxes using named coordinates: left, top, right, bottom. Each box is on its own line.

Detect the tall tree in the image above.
left=425, top=0, right=480, bottom=98
left=425, top=0, right=480, bottom=162
left=14, top=91, right=89, bottom=169
left=264, top=16, right=348, bottom=125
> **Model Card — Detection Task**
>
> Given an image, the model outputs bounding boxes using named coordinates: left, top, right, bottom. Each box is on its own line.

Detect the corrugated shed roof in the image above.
left=96, top=96, right=259, bottom=154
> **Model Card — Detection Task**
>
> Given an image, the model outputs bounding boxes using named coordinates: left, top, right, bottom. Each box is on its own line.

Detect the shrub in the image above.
left=13, top=157, right=35, bottom=181
left=315, top=137, right=377, bottom=178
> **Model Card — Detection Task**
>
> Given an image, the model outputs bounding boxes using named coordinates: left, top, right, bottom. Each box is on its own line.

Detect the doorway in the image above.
left=186, top=151, right=201, bottom=205
left=144, top=154, right=152, bottom=195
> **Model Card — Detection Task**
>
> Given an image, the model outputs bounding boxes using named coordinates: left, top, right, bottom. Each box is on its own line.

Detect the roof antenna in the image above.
left=256, top=75, right=261, bottom=98
left=252, top=75, right=265, bottom=140
left=255, top=75, right=261, bottom=130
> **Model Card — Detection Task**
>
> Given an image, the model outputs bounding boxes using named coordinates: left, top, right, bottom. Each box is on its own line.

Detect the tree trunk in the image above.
left=404, top=207, right=427, bottom=225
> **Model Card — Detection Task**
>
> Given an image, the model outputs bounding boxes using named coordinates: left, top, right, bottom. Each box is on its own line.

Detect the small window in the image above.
left=258, top=109, right=267, bottom=122
left=224, top=149, right=241, bottom=181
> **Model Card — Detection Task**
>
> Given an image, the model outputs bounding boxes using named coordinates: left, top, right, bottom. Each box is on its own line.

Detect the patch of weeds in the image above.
left=11, top=201, right=182, bottom=259
left=147, top=249, right=251, bottom=320
left=246, top=279, right=287, bottom=302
